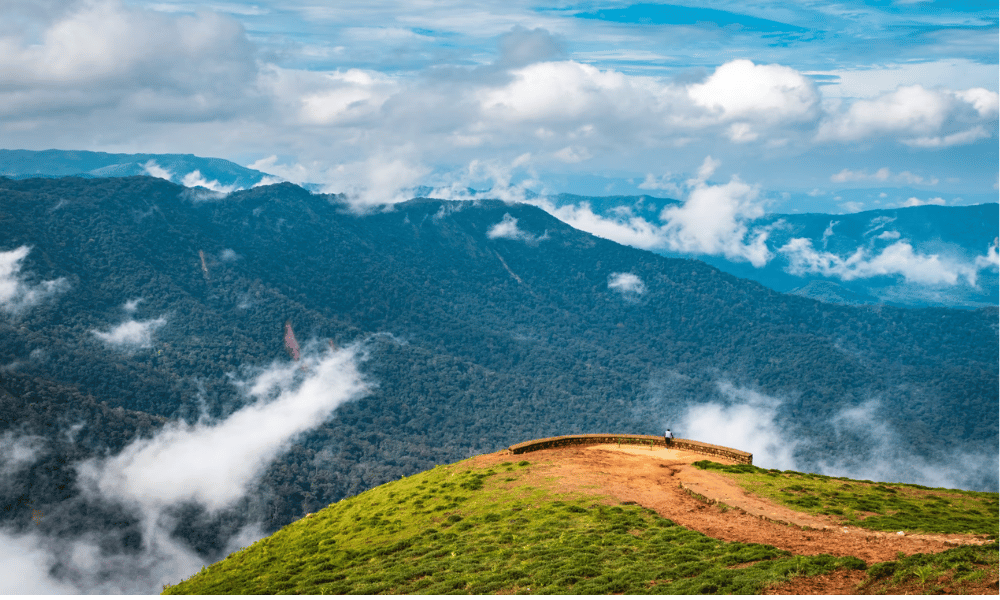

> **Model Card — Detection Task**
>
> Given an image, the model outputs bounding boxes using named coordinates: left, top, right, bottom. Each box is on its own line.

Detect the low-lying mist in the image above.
left=0, top=342, right=369, bottom=594
left=675, top=381, right=998, bottom=493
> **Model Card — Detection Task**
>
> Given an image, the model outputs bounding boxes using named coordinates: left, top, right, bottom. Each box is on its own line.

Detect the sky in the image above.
left=1, top=0, right=997, bottom=212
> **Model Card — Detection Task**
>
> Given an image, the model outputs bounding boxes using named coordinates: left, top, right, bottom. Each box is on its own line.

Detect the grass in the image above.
left=693, top=461, right=999, bottom=538
left=859, top=542, right=999, bottom=594
left=163, top=459, right=864, bottom=595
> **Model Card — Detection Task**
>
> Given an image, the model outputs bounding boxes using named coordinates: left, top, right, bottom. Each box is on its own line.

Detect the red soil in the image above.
left=469, top=443, right=996, bottom=595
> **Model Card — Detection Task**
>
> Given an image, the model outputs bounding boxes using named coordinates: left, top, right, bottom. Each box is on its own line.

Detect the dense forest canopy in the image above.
left=0, top=176, right=995, bottom=587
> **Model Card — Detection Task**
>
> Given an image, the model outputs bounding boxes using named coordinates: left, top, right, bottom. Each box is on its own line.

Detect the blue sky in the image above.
left=1, top=0, right=996, bottom=212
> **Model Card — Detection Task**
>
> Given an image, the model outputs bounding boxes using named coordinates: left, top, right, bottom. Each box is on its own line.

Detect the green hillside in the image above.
left=162, top=453, right=997, bottom=595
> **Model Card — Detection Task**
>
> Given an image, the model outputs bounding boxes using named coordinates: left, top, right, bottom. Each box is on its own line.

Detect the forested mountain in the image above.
left=0, top=176, right=996, bottom=590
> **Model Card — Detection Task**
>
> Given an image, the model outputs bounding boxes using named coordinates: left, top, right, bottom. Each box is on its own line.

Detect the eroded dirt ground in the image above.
left=469, top=443, right=996, bottom=594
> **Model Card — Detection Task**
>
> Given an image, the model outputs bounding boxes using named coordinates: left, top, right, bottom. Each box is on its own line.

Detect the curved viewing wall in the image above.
left=508, top=434, right=752, bottom=465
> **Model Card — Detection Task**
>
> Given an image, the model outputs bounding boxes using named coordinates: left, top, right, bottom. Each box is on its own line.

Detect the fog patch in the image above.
left=816, top=400, right=998, bottom=492
left=607, top=272, right=646, bottom=300
left=181, top=170, right=239, bottom=194
left=219, top=248, right=241, bottom=262
left=1, top=341, right=369, bottom=593
left=487, top=213, right=548, bottom=244
left=0, top=531, right=78, bottom=594
left=0, top=246, right=69, bottom=315
left=123, top=297, right=143, bottom=313
left=0, top=432, right=46, bottom=479
left=142, top=160, right=173, bottom=181
left=92, top=315, right=167, bottom=351
left=678, top=382, right=798, bottom=470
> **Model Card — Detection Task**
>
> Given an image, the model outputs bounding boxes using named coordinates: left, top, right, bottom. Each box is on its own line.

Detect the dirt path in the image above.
left=472, top=444, right=989, bottom=565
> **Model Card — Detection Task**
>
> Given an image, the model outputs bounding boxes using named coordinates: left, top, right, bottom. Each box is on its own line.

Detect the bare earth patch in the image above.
left=469, top=443, right=994, bottom=594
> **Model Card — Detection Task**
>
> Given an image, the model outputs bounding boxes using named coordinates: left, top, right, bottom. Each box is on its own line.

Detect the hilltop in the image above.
left=163, top=437, right=998, bottom=595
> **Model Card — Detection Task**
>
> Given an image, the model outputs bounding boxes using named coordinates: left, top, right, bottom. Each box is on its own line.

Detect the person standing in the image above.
left=665, top=428, right=673, bottom=445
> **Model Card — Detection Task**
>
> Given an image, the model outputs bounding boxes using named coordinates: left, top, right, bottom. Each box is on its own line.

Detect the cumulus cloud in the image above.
left=487, top=213, right=547, bottom=243
left=92, top=315, right=167, bottom=350
left=678, top=383, right=798, bottom=470
left=818, top=85, right=998, bottom=146
left=528, top=157, right=772, bottom=266
left=658, top=158, right=771, bottom=267
left=0, top=0, right=258, bottom=122
left=687, top=59, right=819, bottom=123
left=0, top=246, right=69, bottom=315
left=607, top=272, right=646, bottom=298
left=780, top=238, right=984, bottom=286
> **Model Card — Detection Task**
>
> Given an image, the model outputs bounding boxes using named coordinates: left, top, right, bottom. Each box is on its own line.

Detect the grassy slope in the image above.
left=694, top=461, right=999, bottom=538
left=163, top=459, right=864, bottom=595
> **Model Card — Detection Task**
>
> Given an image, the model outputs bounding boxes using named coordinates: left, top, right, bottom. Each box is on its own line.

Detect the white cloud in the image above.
left=142, top=160, right=173, bottom=181
left=0, top=344, right=364, bottom=594
left=181, top=170, right=238, bottom=194
left=487, top=213, right=547, bottom=243
left=898, top=196, right=946, bottom=207
left=123, top=298, right=143, bottom=313
left=687, top=59, right=819, bottom=123
left=219, top=248, right=240, bottom=262
left=607, top=272, right=645, bottom=297
left=0, top=531, right=78, bottom=594
left=0, top=0, right=258, bottom=121
left=876, top=230, right=901, bottom=240
left=79, top=343, right=367, bottom=512
left=527, top=157, right=772, bottom=266
left=679, top=383, right=798, bottom=470
left=0, top=246, right=69, bottom=315
left=92, top=316, right=167, bottom=350
left=817, top=85, right=997, bottom=145
left=780, top=238, right=983, bottom=286
left=553, top=145, right=591, bottom=163
left=637, top=173, right=684, bottom=197
left=816, top=400, right=1000, bottom=491
left=830, top=167, right=938, bottom=185
left=903, top=126, right=991, bottom=149
left=0, top=432, right=45, bottom=479
left=975, top=239, right=999, bottom=270
left=659, top=160, right=771, bottom=267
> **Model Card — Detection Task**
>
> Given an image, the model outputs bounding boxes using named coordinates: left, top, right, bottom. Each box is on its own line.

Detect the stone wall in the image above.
left=507, top=433, right=752, bottom=465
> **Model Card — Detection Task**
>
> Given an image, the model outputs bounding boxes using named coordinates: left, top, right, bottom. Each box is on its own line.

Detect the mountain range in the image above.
left=0, top=173, right=996, bottom=593
left=5, top=149, right=996, bottom=310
